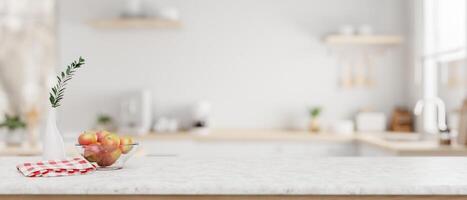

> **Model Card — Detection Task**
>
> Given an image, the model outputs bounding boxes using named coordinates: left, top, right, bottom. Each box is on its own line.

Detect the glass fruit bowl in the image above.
left=75, top=143, right=139, bottom=170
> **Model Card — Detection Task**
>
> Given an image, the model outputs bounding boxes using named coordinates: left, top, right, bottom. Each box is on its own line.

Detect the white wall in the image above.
left=57, top=0, right=409, bottom=132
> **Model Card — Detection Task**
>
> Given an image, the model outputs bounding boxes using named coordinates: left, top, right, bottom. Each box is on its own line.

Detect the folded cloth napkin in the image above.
left=17, top=157, right=96, bottom=177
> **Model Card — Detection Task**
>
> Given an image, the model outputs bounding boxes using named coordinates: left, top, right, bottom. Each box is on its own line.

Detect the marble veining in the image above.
left=1, top=156, right=467, bottom=195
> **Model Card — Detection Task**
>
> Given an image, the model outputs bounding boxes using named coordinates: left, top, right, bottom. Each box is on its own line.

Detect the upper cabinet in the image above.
left=88, top=0, right=181, bottom=29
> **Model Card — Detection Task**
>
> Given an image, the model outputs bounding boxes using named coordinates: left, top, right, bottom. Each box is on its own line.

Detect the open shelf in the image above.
left=88, top=18, right=181, bottom=29
left=324, top=35, right=403, bottom=45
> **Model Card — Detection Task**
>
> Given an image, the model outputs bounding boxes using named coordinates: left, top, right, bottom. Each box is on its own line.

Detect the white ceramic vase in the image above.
left=42, top=108, right=66, bottom=160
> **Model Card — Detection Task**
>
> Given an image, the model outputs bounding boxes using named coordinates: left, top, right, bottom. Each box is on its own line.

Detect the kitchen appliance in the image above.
left=122, top=0, right=145, bottom=18
left=190, top=101, right=211, bottom=135
left=153, top=117, right=179, bottom=133
left=118, top=90, right=152, bottom=135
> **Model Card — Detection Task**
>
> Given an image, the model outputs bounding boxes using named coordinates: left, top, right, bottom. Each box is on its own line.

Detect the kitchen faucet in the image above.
left=413, top=47, right=464, bottom=134
left=414, top=97, right=448, bottom=133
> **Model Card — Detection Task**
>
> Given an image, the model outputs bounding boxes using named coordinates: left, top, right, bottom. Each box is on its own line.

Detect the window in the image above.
left=417, top=0, right=466, bottom=133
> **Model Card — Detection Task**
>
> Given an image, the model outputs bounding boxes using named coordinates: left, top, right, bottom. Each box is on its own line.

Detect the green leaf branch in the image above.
left=0, top=114, right=26, bottom=131
left=309, top=107, right=322, bottom=119
left=49, top=57, right=85, bottom=108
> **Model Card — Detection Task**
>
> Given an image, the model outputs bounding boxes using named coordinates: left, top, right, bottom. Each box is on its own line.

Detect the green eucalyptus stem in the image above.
left=49, top=57, right=85, bottom=108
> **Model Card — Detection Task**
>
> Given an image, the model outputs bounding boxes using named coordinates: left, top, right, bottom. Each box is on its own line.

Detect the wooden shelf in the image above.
left=88, top=18, right=181, bottom=29
left=0, top=145, right=41, bottom=156
left=324, top=35, right=403, bottom=45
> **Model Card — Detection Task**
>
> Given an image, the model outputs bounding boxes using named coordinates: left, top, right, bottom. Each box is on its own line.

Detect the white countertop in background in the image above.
left=2, top=156, right=467, bottom=195
left=4, top=131, right=467, bottom=156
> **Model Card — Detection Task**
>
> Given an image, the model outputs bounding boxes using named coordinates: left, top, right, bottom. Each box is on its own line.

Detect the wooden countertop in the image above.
left=136, top=130, right=354, bottom=142
left=2, top=130, right=467, bottom=156
left=357, top=133, right=467, bottom=156
left=134, top=130, right=467, bottom=155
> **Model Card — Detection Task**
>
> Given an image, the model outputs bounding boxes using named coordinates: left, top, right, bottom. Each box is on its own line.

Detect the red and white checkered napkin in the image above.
left=16, top=157, right=97, bottom=177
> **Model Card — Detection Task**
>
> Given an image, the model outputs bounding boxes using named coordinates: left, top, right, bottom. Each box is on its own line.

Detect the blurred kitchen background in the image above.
left=0, top=0, right=466, bottom=157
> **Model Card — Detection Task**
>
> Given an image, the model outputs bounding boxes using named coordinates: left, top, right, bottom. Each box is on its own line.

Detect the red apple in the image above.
left=96, top=148, right=122, bottom=167
left=101, top=133, right=121, bottom=151
left=78, top=131, right=97, bottom=145
left=83, top=143, right=102, bottom=162
left=96, top=131, right=110, bottom=143
left=119, top=136, right=134, bottom=154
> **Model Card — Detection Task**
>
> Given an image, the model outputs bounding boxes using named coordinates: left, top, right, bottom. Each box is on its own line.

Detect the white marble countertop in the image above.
left=2, top=155, right=467, bottom=195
